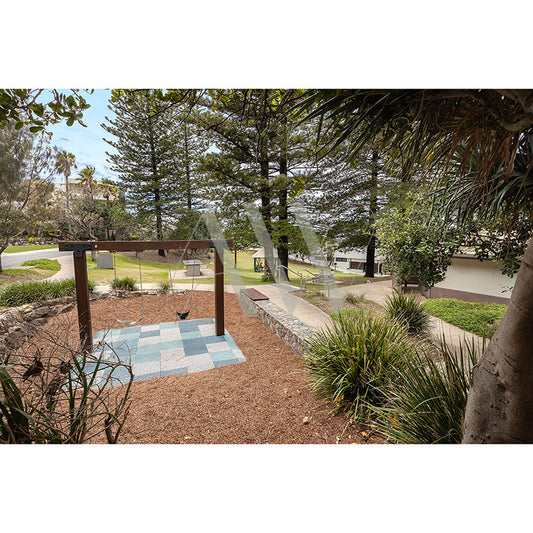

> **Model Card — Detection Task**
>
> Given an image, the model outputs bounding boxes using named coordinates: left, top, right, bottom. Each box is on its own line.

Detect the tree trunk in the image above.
left=154, top=187, right=165, bottom=257
left=365, top=150, right=379, bottom=278
left=148, top=116, right=165, bottom=257
left=260, top=183, right=276, bottom=283
left=65, top=173, right=72, bottom=238
left=462, top=236, right=533, bottom=443
left=277, top=157, right=289, bottom=282
left=185, top=123, right=192, bottom=211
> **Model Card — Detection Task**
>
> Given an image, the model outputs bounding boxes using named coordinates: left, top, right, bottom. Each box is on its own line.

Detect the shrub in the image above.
left=422, top=298, right=507, bottom=338
left=158, top=280, right=172, bottom=292
left=20, top=259, right=61, bottom=271
left=330, top=307, right=370, bottom=321
left=303, top=312, right=419, bottom=421
left=344, top=292, right=367, bottom=306
left=0, top=278, right=79, bottom=307
left=383, top=290, right=432, bottom=336
left=373, top=336, right=483, bottom=444
left=111, top=277, right=137, bottom=291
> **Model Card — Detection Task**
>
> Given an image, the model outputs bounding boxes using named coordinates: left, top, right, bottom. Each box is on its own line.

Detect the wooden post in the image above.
left=73, top=250, right=93, bottom=352
left=214, top=247, right=224, bottom=336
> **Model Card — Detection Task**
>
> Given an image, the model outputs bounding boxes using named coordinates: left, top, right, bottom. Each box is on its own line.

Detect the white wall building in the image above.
left=425, top=253, right=515, bottom=304
left=332, top=248, right=386, bottom=275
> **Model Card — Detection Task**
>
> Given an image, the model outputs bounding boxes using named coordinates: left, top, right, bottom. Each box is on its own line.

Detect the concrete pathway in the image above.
left=254, top=283, right=334, bottom=330
left=1, top=247, right=70, bottom=269
left=49, top=255, right=75, bottom=281
left=340, top=279, right=485, bottom=353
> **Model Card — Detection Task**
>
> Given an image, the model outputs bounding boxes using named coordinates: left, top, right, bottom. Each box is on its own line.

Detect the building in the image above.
left=332, top=248, right=386, bottom=275
left=424, top=253, right=515, bottom=305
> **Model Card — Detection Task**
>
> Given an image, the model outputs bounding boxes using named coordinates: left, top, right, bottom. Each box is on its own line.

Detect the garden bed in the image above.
left=422, top=297, right=507, bottom=338
left=26, top=292, right=369, bottom=444
left=294, top=289, right=382, bottom=315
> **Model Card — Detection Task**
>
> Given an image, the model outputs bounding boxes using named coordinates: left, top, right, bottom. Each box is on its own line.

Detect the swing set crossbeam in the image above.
left=59, top=239, right=233, bottom=353
left=59, top=240, right=232, bottom=253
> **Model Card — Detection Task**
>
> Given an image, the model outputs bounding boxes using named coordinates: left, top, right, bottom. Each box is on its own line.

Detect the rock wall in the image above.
left=0, top=297, right=77, bottom=363
left=239, top=290, right=316, bottom=355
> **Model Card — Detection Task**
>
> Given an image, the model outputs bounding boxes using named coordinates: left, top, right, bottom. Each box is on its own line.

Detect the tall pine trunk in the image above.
left=148, top=116, right=165, bottom=257
left=185, top=123, right=192, bottom=211
left=260, top=176, right=276, bottom=283
left=365, top=150, right=379, bottom=278
left=277, top=148, right=289, bottom=282
left=463, top=236, right=533, bottom=443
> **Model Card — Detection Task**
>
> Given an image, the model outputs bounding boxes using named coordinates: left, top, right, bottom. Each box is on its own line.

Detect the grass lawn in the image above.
left=3, top=244, right=58, bottom=253
left=87, top=254, right=190, bottom=285
left=0, top=259, right=61, bottom=291
left=86, top=250, right=360, bottom=288
left=422, top=297, right=508, bottom=338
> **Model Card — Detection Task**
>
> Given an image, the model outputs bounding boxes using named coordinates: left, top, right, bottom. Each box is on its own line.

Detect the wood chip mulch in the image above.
left=41, top=292, right=369, bottom=445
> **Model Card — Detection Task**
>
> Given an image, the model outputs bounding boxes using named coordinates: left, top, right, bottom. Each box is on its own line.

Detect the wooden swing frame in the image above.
left=58, top=239, right=233, bottom=352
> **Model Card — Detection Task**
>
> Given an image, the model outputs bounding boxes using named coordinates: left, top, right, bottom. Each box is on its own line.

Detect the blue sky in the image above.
left=46, top=89, right=117, bottom=183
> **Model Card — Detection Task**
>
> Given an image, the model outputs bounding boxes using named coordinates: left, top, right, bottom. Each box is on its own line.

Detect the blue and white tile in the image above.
left=185, top=353, right=215, bottom=373
left=206, top=341, right=231, bottom=353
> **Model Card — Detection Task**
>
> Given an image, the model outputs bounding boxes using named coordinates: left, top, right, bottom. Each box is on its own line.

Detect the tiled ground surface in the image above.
left=91, top=318, right=246, bottom=383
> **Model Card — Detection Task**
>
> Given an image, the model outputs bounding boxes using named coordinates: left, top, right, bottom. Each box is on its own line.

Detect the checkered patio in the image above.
left=91, top=318, right=246, bottom=383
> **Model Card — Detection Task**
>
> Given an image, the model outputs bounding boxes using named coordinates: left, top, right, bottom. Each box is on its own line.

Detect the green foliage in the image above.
left=0, top=366, right=33, bottom=443
left=0, top=89, right=90, bottom=131
left=0, top=123, right=56, bottom=261
left=103, top=91, right=208, bottom=240
left=330, top=307, right=371, bottom=321
left=158, top=280, right=172, bottom=291
left=111, top=277, right=137, bottom=291
left=303, top=311, right=418, bottom=421
left=167, top=210, right=210, bottom=240
left=0, top=278, right=81, bottom=306
left=383, top=290, right=432, bottom=336
left=344, top=292, right=367, bottom=306
left=422, top=298, right=507, bottom=338
left=20, top=259, right=61, bottom=271
left=373, top=337, right=482, bottom=444
left=376, top=191, right=461, bottom=289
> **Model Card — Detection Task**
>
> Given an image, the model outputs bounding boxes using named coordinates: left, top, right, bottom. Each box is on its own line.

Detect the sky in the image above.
left=46, top=89, right=117, bottom=184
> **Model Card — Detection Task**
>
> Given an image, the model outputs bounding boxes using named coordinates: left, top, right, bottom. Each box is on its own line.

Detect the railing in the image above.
left=276, top=265, right=310, bottom=292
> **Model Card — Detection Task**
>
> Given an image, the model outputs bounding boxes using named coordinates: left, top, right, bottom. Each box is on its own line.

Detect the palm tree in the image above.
left=299, top=89, right=533, bottom=443
left=54, top=150, right=76, bottom=237
left=78, top=165, right=96, bottom=197
left=78, top=165, right=98, bottom=260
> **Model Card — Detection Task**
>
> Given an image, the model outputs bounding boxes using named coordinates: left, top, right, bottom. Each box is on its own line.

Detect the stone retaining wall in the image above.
left=240, top=290, right=316, bottom=354
left=0, top=297, right=78, bottom=363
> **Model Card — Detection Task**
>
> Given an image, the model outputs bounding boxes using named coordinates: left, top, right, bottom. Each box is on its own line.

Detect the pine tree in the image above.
left=102, top=91, right=207, bottom=254
left=197, top=89, right=316, bottom=280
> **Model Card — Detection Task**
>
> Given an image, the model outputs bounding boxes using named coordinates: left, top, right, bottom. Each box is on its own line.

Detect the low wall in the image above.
left=240, top=290, right=316, bottom=354
left=0, top=297, right=77, bottom=363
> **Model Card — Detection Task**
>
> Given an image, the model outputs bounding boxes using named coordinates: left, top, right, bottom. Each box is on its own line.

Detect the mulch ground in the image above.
left=38, top=292, right=370, bottom=444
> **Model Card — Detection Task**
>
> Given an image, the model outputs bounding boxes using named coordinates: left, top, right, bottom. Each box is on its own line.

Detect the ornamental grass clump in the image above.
left=344, top=292, right=367, bottom=306
left=383, top=290, right=432, bottom=336
left=111, top=277, right=137, bottom=291
left=0, top=278, right=85, bottom=307
left=303, top=311, right=419, bottom=421
left=372, top=336, right=482, bottom=444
